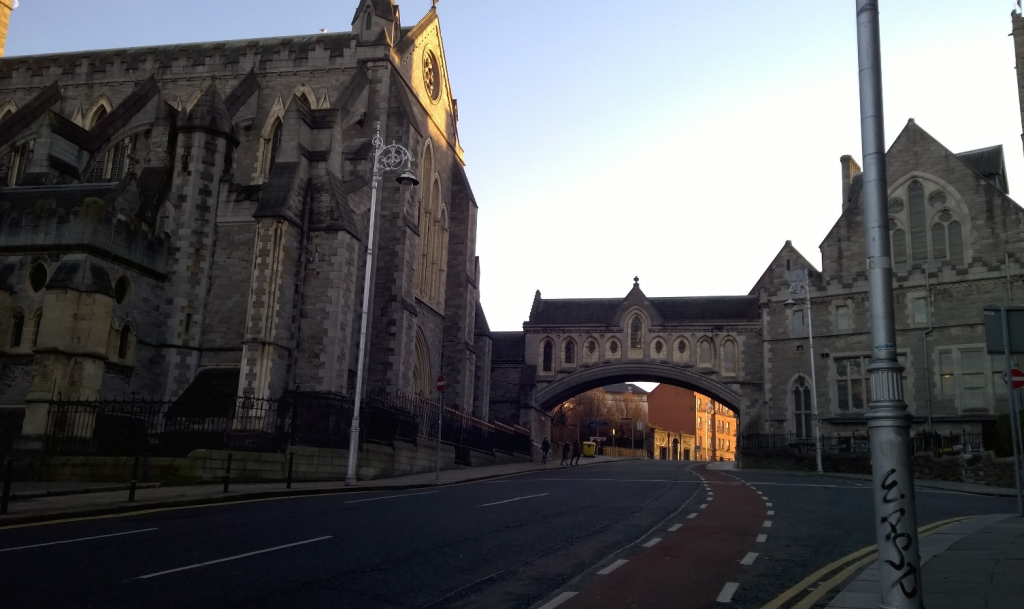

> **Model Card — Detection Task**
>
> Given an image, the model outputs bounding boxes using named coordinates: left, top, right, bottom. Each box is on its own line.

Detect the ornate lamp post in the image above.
left=785, top=273, right=824, bottom=474
left=345, top=122, right=418, bottom=486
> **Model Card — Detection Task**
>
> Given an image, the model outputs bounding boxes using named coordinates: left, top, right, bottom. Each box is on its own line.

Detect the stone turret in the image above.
left=161, top=82, right=238, bottom=399
left=352, top=0, right=400, bottom=45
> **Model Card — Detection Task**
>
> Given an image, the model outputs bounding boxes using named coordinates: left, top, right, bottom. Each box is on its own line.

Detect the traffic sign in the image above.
left=436, top=375, right=446, bottom=393
left=1003, top=368, right=1024, bottom=389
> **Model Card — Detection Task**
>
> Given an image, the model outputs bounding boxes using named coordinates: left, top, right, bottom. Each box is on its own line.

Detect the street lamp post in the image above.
left=785, top=273, right=824, bottom=474
left=855, top=3, right=924, bottom=607
left=344, top=122, right=419, bottom=486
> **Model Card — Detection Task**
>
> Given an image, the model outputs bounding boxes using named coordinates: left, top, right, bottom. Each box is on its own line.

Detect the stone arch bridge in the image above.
left=488, top=279, right=765, bottom=440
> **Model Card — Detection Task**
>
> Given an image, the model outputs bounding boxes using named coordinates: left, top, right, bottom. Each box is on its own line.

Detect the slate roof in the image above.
left=603, top=383, right=648, bottom=395
left=491, top=332, right=525, bottom=363
left=956, top=145, right=1004, bottom=178
left=526, top=295, right=760, bottom=326
left=0, top=82, right=60, bottom=150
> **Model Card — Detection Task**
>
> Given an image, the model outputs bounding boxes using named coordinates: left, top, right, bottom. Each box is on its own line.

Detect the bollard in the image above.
left=287, top=452, right=294, bottom=489
left=223, top=453, right=232, bottom=493
left=128, top=456, right=139, bottom=503
left=1, top=459, right=13, bottom=515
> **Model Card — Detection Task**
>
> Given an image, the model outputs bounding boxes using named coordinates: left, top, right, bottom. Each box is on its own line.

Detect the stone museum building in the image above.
left=0, top=1, right=493, bottom=452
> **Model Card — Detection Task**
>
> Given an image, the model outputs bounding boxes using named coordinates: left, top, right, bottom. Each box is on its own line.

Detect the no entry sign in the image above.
left=436, top=375, right=446, bottom=393
left=1003, top=368, right=1024, bottom=389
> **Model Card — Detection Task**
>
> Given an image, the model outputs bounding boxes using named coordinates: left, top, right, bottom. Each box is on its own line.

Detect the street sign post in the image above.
left=984, top=307, right=1024, bottom=516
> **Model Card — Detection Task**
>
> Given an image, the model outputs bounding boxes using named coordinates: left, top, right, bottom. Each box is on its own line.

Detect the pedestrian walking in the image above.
left=561, top=441, right=570, bottom=465
left=571, top=440, right=582, bottom=465
left=541, top=437, right=550, bottom=464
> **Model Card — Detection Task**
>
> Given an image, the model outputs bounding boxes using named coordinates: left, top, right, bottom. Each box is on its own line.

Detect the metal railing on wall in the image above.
left=44, top=391, right=533, bottom=459
left=740, top=431, right=984, bottom=457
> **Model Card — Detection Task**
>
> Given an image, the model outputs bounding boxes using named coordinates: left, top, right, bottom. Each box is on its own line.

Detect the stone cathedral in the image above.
left=0, top=1, right=493, bottom=452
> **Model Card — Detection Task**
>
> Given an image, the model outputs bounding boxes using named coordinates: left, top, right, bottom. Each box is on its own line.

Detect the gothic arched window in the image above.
left=364, top=9, right=373, bottom=30
left=542, top=340, right=553, bottom=372
left=564, top=340, right=576, bottom=365
left=629, top=316, right=643, bottom=349
left=722, top=338, right=737, bottom=376
left=118, top=323, right=133, bottom=359
left=31, top=309, right=43, bottom=348
left=908, top=180, right=927, bottom=264
left=699, top=339, right=713, bottom=366
left=892, top=228, right=908, bottom=266
left=793, top=377, right=813, bottom=439
left=2, top=140, right=35, bottom=186
left=9, top=309, right=24, bottom=348
left=267, top=119, right=283, bottom=174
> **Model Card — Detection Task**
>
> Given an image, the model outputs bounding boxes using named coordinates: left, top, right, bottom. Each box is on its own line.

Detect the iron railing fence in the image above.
left=45, top=391, right=533, bottom=458
left=740, top=431, right=985, bottom=457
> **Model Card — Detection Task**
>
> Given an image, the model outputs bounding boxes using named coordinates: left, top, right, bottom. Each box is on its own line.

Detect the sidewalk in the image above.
left=740, top=467, right=1019, bottom=497
left=827, top=513, right=1023, bottom=609
left=0, top=456, right=631, bottom=526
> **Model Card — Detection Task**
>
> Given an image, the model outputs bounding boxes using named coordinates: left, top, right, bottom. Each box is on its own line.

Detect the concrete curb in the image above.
left=10, top=482, right=163, bottom=500
left=0, top=457, right=638, bottom=527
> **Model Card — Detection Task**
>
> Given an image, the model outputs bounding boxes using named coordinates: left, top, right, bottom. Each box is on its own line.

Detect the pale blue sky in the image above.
left=6, top=1, right=1023, bottom=333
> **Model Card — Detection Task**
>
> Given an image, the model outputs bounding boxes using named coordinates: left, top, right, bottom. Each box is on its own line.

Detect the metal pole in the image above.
left=345, top=129, right=382, bottom=486
left=806, top=281, right=824, bottom=473
left=1002, top=308, right=1024, bottom=516
left=1012, top=390, right=1024, bottom=512
left=128, top=455, right=139, bottom=502
left=436, top=390, right=444, bottom=482
left=0, top=459, right=12, bottom=515
left=223, top=453, right=232, bottom=493
left=855, top=2, right=924, bottom=606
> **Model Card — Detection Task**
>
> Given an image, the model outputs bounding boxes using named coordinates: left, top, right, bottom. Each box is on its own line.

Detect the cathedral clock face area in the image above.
left=422, top=49, right=441, bottom=102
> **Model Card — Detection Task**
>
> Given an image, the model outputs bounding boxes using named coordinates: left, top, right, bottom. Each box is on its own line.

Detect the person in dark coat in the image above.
left=571, top=441, right=582, bottom=465
left=561, top=441, right=571, bottom=465
left=541, top=437, right=550, bottom=463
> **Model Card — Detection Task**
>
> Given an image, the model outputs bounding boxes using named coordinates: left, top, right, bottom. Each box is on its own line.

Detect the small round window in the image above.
left=422, top=50, right=441, bottom=101
left=609, top=340, right=619, bottom=354
left=29, top=264, right=47, bottom=293
left=655, top=340, right=664, bottom=354
left=114, top=277, right=130, bottom=304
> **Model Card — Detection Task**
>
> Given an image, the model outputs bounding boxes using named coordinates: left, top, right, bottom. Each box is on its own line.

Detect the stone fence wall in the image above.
left=740, top=449, right=1017, bottom=488
left=38, top=439, right=531, bottom=485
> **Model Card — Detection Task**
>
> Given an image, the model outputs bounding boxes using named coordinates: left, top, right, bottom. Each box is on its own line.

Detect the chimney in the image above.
left=840, top=155, right=861, bottom=208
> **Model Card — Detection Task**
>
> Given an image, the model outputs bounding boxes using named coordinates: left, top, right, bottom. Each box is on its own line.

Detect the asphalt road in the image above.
left=0, top=460, right=1015, bottom=609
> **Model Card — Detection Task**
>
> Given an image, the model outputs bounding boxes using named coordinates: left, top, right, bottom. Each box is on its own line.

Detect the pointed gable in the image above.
left=611, top=278, right=664, bottom=327
left=749, top=240, right=819, bottom=295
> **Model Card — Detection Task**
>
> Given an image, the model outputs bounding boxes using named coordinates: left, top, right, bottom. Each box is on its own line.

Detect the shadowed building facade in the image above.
left=0, top=1, right=492, bottom=454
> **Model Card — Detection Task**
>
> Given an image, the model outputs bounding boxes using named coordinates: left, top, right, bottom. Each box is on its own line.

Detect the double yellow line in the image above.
left=760, top=516, right=967, bottom=609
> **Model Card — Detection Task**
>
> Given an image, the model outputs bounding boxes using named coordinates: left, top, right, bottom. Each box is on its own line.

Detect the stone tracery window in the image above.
left=890, top=178, right=968, bottom=270
left=792, top=376, right=812, bottom=439
left=542, top=340, right=553, bottom=372
left=721, top=338, right=737, bottom=376
left=118, top=322, right=133, bottom=360
left=564, top=340, right=576, bottom=365
left=2, top=140, right=35, bottom=186
left=415, top=142, right=449, bottom=312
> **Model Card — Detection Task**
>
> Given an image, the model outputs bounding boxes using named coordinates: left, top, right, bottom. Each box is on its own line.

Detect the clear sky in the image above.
left=6, top=1, right=1023, bottom=336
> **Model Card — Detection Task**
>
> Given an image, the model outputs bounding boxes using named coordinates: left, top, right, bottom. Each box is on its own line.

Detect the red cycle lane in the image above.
left=558, top=465, right=767, bottom=608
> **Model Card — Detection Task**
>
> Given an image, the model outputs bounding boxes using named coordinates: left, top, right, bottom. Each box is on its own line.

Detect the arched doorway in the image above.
left=672, top=438, right=679, bottom=460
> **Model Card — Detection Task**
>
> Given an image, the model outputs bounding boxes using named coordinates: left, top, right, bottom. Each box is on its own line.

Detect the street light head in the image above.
left=396, top=158, right=419, bottom=186
left=784, top=298, right=797, bottom=309
left=396, top=168, right=419, bottom=186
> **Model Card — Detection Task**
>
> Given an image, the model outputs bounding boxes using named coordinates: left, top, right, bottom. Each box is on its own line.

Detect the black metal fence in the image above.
left=741, top=431, right=985, bottom=457
left=45, top=391, right=532, bottom=459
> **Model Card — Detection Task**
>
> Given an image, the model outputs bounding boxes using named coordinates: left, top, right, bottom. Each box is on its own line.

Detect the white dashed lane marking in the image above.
left=538, top=591, right=578, bottom=609
left=763, top=520, right=773, bottom=528
left=756, top=534, right=767, bottom=543
left=668, top=524, right=683, bottom=532
left=643, top=537, right=662, bottom=548
left=717, top=582, right=739, bottom=603
left=597, top=559, right=629, bottom=575
left=740, top=552, right=759, bottom=565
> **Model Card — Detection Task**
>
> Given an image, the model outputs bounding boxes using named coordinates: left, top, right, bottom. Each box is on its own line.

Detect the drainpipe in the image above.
left=923, top=260, right=934, bottom=435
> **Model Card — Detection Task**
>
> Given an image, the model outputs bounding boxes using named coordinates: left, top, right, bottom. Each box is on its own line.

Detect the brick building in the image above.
left=647, top=384, right=735, bottom=461
left=0, top=1, right=492, bottom=453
